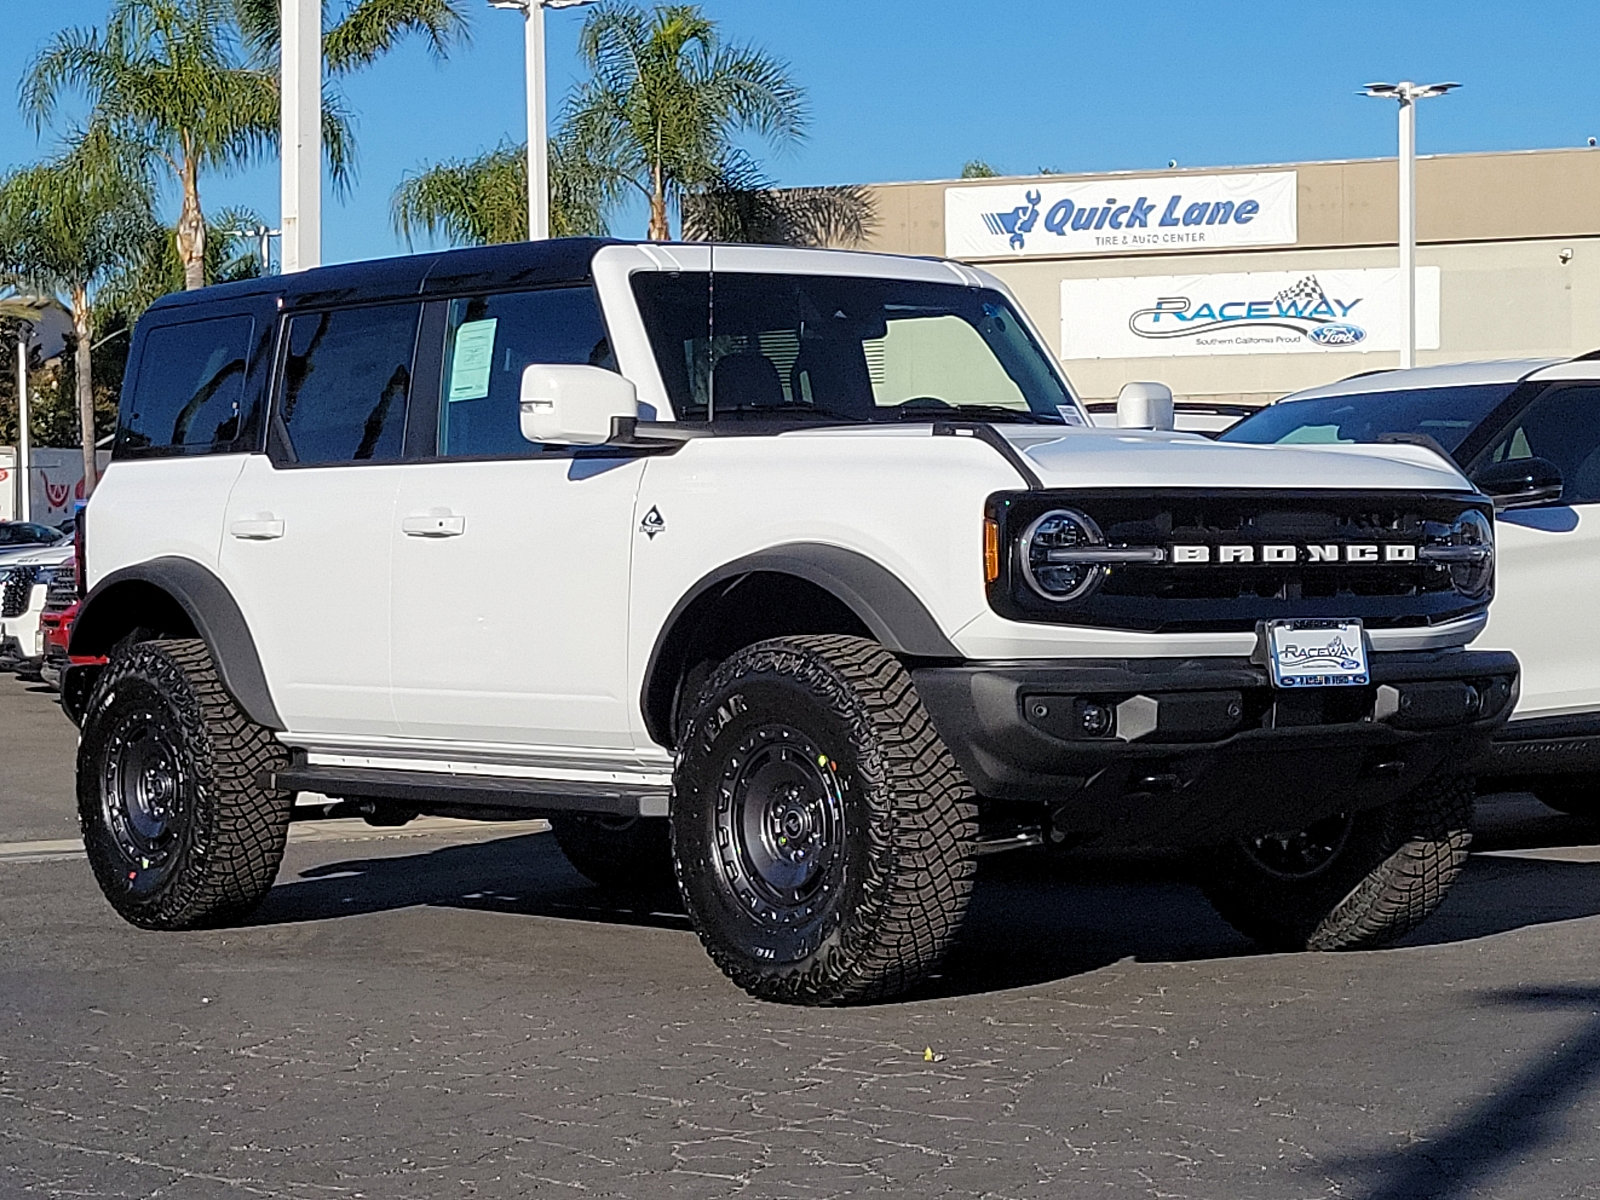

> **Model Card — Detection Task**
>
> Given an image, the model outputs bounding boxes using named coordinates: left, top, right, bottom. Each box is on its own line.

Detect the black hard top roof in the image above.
left=145, top=237, right=624, bottom=315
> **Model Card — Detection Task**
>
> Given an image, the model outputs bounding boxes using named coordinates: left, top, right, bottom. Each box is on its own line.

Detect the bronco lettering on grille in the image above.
left=1170, top=543, right=1419, bottom=565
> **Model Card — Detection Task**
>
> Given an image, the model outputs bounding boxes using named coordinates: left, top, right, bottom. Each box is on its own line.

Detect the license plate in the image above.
left=1265, top=619, right=1369, bottom=688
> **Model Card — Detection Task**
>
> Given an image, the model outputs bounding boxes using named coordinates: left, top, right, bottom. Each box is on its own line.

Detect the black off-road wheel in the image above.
left=1200, top=772, right=1474, bottom=952
left=671, top=635, right=979, bottom=1006
left=77, top=639, right=293, bottom=930
left=550, top=815, right=675, bottom=893
left=1534, top=776, right=1600, bottom=820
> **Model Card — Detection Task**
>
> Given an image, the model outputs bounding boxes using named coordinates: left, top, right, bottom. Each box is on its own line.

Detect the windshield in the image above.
left=631, top=272, right=1080, bottom=424
left=1220, top=383, right=1520, bottom=460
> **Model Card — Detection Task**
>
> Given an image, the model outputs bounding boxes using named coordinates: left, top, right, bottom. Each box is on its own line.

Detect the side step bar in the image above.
left=272, top=765, right=671, bottom=819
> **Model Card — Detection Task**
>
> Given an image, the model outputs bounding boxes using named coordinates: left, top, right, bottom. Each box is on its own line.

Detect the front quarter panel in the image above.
left=626, top=429, right=1021, bottom=746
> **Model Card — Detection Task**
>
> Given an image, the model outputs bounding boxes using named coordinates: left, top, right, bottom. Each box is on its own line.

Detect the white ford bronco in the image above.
left=67, top=240, right=1517, bottom=1004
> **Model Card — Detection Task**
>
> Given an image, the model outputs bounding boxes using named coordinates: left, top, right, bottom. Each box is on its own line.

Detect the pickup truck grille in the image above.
left=989, top=490, right=1494, bottom=634
left=1, top=568, right=39, bottom=618
left=44, top=561, right=76, bottom=612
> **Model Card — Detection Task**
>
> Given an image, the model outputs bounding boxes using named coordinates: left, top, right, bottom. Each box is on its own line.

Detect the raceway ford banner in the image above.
left=1059, top=268, right=1442, bottom=359
left=945, top=171, right=1297, bottom=258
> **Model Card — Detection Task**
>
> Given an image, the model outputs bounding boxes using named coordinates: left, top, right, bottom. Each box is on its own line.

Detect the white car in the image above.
left=1222, top=358, right=1600, bottom=812
left=1086, top=400, right=1253, bottom=436
left=63, top=239, right=1517, bottom=1004
left=0, top=542, right=72, bottom=672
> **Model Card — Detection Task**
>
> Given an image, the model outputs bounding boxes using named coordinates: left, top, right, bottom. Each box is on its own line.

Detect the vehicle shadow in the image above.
left=248, top=793, right=1600, bottom=1001
left=1323, top=985, right=1600, bottom=1200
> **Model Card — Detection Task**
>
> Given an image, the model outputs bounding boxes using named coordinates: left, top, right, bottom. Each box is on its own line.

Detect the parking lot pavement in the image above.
left=5, top=677, right=1600, bottom=1198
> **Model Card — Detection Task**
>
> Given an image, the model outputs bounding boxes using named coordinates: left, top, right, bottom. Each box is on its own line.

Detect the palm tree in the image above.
left=0, top=135, right=157, bottom=492
left=679, top=152, right=876, bottom=248
left=22, top=0, right=348, bottom=292
left=563, top=2, right=807, bottom=240
left=230, top=0, right=471, bottom=74
left=23, top=0, right=464, bottom=293
left=392, top=138, right=610, bottom=246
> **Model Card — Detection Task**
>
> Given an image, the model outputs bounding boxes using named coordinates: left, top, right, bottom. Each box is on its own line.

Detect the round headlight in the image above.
left=1020, top=509, right=1106, bottom=602
left=1448, top=510, right=1494, bottom=598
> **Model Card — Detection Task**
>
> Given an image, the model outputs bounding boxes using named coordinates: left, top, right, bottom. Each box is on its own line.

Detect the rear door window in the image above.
left=276, top=303, right=421, bottom=465
left=119, top=315, right=255, bottom=454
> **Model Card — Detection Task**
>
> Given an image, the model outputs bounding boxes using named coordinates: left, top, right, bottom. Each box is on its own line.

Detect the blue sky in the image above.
left=4, top=0, right=1600, bottom=265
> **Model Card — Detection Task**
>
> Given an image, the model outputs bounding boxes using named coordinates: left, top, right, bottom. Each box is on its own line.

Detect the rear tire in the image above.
left=549, top=815, right=674, bottom=893
left=1534, top=776, right=1600, bottom=820
left=672, top=635, right=978, bottom=1005
left=77, top=639, right=293, bottom=930
left=1200, top=772, right=1473, bottom=952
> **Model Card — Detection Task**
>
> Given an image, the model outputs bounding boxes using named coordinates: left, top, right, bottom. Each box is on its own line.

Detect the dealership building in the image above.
left=850, top=147, right=1600, bottom=408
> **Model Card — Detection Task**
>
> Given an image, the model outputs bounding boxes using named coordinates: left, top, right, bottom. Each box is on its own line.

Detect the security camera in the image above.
left=1589, top=137, right=1597, bottom=147
left=1561, top=248, right=1575, bottom=263
left=1167, top=159, right=1178, bottom=169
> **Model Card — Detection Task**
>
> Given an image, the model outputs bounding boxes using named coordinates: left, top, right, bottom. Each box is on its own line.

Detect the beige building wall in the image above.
left=851, top=149, right=1600, bottom=406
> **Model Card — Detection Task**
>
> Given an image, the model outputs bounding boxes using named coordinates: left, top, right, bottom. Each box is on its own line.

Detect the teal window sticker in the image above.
left=447, top=318, right=499, bottom=402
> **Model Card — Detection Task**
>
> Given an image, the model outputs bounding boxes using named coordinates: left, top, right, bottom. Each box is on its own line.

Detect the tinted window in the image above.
left=1472, top=385, right=1600, bottom=505
left=438, top=288, right=613, bottom=457
left=631, top=272, right=1075, bottom=423
left=278, top=304, right=419, bottom=465
left=1220, top=384, right=1518, bottom=457
left=120, top=316, right=254, bottom=452
left=0, top=523, right=58, bottom=545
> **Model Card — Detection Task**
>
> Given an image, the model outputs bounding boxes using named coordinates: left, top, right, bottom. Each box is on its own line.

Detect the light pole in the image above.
left=489, top=0, right=596, bottom=241
left=14, top=326, right=29, bottom=521
left=1362, top=81, right=1459, bottom=368
left=281, top=0, right=322, bottom=272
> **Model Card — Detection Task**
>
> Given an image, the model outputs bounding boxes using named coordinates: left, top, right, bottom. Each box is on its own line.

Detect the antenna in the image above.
left=706, top=241, right=716, bottom=423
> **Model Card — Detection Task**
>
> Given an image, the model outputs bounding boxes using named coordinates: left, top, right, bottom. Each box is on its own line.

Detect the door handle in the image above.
left=402, top=514, right=466, bottom=538
left=230, top=518, right=285, bottom=541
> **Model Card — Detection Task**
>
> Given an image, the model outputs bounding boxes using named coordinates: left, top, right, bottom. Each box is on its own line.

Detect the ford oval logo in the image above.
left=1307, top=323, right=1367, bottom=346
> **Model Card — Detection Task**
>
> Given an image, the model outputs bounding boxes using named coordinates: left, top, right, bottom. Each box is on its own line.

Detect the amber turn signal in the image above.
left=983, top=518, right=1001, bottom=584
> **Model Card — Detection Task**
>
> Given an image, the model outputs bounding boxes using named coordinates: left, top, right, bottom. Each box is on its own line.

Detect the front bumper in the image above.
left=913, top=648, right=1518, bottom=848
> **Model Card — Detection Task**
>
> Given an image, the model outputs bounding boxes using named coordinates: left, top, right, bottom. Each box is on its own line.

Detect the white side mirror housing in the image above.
left=519, top=365, right=638, bottom=446
left=1116, top=381, right=1176, bottom=432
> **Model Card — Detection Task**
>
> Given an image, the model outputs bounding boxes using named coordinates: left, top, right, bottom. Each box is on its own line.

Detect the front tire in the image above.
left=672, top=635, right=978, bottom=1005
left=1200, top=772, right=1473, bottom=951
left=77, top=639, right=293, bottom=930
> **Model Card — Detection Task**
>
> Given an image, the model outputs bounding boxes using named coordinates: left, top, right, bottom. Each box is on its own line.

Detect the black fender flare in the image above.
left=70, top=557, right=284, bottom=730
left=641, top=543, right=960, bottom=744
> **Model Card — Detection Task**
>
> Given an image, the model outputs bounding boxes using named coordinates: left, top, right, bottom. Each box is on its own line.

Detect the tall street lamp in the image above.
left=1362, top=81, right=1460, bottom=368
left=281, top=0, right=322, bottom=272
left=489, top=0, right=596, bottom=241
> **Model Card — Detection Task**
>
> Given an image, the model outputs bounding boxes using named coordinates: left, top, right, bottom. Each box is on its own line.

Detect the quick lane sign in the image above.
left=945, top=172, right=1296, bottom=258
left=1060, top=268, right=1442, bottom=359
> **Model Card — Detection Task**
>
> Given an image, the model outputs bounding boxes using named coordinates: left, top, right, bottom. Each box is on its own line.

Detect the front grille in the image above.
left=44, top=561, right=77, bottom=612
left=989, top=490, right=1493, bottom=634
left=1, top=568, right=39, bottom=618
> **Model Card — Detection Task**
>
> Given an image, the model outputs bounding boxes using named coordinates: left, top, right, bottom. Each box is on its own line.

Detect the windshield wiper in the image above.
left=894, top=403, right=1063, bottom=425
left=709, top=404, right=868, bottom=422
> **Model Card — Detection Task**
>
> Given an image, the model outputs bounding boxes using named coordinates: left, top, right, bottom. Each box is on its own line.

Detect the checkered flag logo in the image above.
left=1275, top=275, right=1328, bottom=310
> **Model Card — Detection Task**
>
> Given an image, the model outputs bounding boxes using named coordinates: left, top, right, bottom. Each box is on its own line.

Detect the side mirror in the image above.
left=519, top=365, right=638, bottom=446
left=1471, top=456, right=1565, bottom=511
left=1116, top=381, right=1175, bottom=432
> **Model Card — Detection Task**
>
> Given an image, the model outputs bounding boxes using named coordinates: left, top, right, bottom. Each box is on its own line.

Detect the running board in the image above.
left=271, top=765, right=671, bottom=819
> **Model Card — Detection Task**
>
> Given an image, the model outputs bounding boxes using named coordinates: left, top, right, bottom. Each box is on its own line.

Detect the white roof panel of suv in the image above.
left=1282, top=358, right=1564, bottom=402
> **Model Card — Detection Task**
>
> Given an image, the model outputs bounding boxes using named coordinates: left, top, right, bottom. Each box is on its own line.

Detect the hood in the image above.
left=1, top=543, right=72, bottom=569
left=1000, top=426, right=1474, bottom=493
